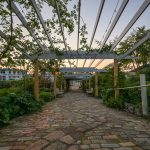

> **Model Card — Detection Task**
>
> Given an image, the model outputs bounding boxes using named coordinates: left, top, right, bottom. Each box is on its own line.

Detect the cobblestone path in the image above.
left=0, top=91, right=150, bottom=150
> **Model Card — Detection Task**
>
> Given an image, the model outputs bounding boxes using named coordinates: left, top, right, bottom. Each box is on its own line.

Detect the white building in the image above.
left=41, top=72, right=54, bottom=82
left=0, top=68, right=26, bottom=81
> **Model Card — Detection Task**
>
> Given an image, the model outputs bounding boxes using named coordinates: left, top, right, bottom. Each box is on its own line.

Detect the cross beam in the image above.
left=60, top=67, right=108, bottom=73
left=19, top=51, right=135, bottom=60
left=64, top=74, right=93, bottom=80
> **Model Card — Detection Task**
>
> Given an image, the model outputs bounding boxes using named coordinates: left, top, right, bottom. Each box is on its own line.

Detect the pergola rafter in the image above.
left=95, top=0, right=150, bottom=68
left=83, top=0, right=105, bottom=67
left=0, top=0, right=149, bottom=102
left=54, top=0, right=72, bottom=67
left=0, top=0, right=149, bottom=70
left=76, top=0, right=81, bottom=67
left=8, top=1, right=48, bottom=53
left=110, top=0, right=150, bottom=52
left=54, top=0, right=68, bottom=52
left=30, top=0, right=54, bottom=48
left=89, top=0, right=129, bottom=67
left=9, top=0, right=73, bottom=66
left=99, top=0, right=129, bottom=51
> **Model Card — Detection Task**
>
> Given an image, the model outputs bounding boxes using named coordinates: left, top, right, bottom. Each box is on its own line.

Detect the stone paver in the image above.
left=67, top=145, right=79, bottom=150
left=44, top=130, right=65, bottom=141
left=60, top=135, right=75, bottom=144
left=0, top=90, right=150, bottom=150
left=119, top=142, right=135, bottom=147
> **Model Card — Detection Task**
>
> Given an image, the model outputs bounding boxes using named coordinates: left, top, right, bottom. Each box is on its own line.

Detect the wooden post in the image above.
left=33, top=60, right=39, bottom=101
left=114, top=59, right=119, bottom=99
left=95, top=72, right=98, bottom=97
left=140, top=74, right=148, bottom=116
left=53, top=72, right=57, bottom=97
left=66, top=80, right=69, bottom=91
left=82, top=80, right=85, bottom=91
left=60, top=79, right=63, bottom=91
left=89, top=78, right=91, bottom=89
left=64, top=80, right=67, bottom=92
left=60, top=84, right=63, bottom=91
left=86, top=79, right=88, bottom=90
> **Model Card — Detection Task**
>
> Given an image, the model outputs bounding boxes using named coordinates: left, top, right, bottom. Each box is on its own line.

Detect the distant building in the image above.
left=41, top=72, right=54, bottom=82
left=0, top=68, right=26, bottom=81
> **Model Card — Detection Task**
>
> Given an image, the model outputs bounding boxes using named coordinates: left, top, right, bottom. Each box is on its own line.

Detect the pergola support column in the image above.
left=114, top=59, right=119, bottom=99
left=33, top=60, right=39, bottom=101
left=95, top=72, right=99, bottom=97
left=60, top=77, right=63, bottom=91
left=64, top=80, right=67, bottom=92
left=140, top=74, right=148, bottom=116
left=53, top=73, right=57, bottom=97
left=86, top=79, right=88, bottom=90
left=89, top=78, right=91, bottom=89
left=60, top=83, right=63, bottom=91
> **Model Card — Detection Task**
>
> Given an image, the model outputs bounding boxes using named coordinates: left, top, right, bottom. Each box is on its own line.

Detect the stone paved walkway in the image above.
left=0, top=91, right=150, bottom=150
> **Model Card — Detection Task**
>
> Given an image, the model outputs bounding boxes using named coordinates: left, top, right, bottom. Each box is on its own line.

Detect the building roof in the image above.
left=0, top=68, right=26, bottom=73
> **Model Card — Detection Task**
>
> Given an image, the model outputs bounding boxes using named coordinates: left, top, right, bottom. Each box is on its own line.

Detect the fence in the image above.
left=102, top=74, right=149, bottom=116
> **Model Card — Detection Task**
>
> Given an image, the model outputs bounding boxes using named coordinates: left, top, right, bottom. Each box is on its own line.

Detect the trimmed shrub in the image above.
left=0, top=88, right=21, bottom=97
left=0, top=78, right=34, bottom=92
left=102, top=90, right=123, bottom=109
left=40, top=91, right=54, bottom=102
left=104, top=96, right=123, bottom=109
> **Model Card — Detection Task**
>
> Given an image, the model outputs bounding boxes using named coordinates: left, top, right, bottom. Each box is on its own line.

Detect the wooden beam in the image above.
left=53, top=73, right=57, bottom=97
left=64, top=80, right=67, bottom=92
left=89, top=78, right=91, bottom=89
left=60, top=83, right=63, bottom=91
left=114, top=59, right=119, bottom=98
left=86, top=79, right=88, bottom=90
left=33, top=60, right=39, bottom=101
left=95, top=73, right=99, bottom=97
left=140, top=74, right=148, bottom=116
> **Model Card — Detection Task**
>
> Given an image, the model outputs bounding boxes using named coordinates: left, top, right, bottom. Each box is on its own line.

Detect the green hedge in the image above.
left=0, top=88, right=21, bottom=96
left=0, top=78, right=34, bottom=91
left=0, top=80, right=22, bottom=88
left=0, top=88, right=55, bottom=127
left=40, top=91, right=54, bottom=102
left=0, top=92, right=42, bottom=127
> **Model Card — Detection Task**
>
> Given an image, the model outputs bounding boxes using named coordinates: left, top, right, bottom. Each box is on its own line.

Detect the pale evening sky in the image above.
left=2, top=0, right=150, bottom=68
left=40, top=0, right=150, bottom=68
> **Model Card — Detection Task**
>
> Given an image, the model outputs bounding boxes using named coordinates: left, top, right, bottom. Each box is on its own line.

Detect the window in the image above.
left=1, top=70, right=5, bottom=74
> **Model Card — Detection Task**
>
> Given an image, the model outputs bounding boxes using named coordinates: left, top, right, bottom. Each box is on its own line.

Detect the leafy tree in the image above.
left=117, top=26, right=150, bottom=70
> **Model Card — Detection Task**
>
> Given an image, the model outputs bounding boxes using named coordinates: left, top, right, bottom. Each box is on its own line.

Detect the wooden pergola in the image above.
left=0, top=0, right=150, bottom=100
